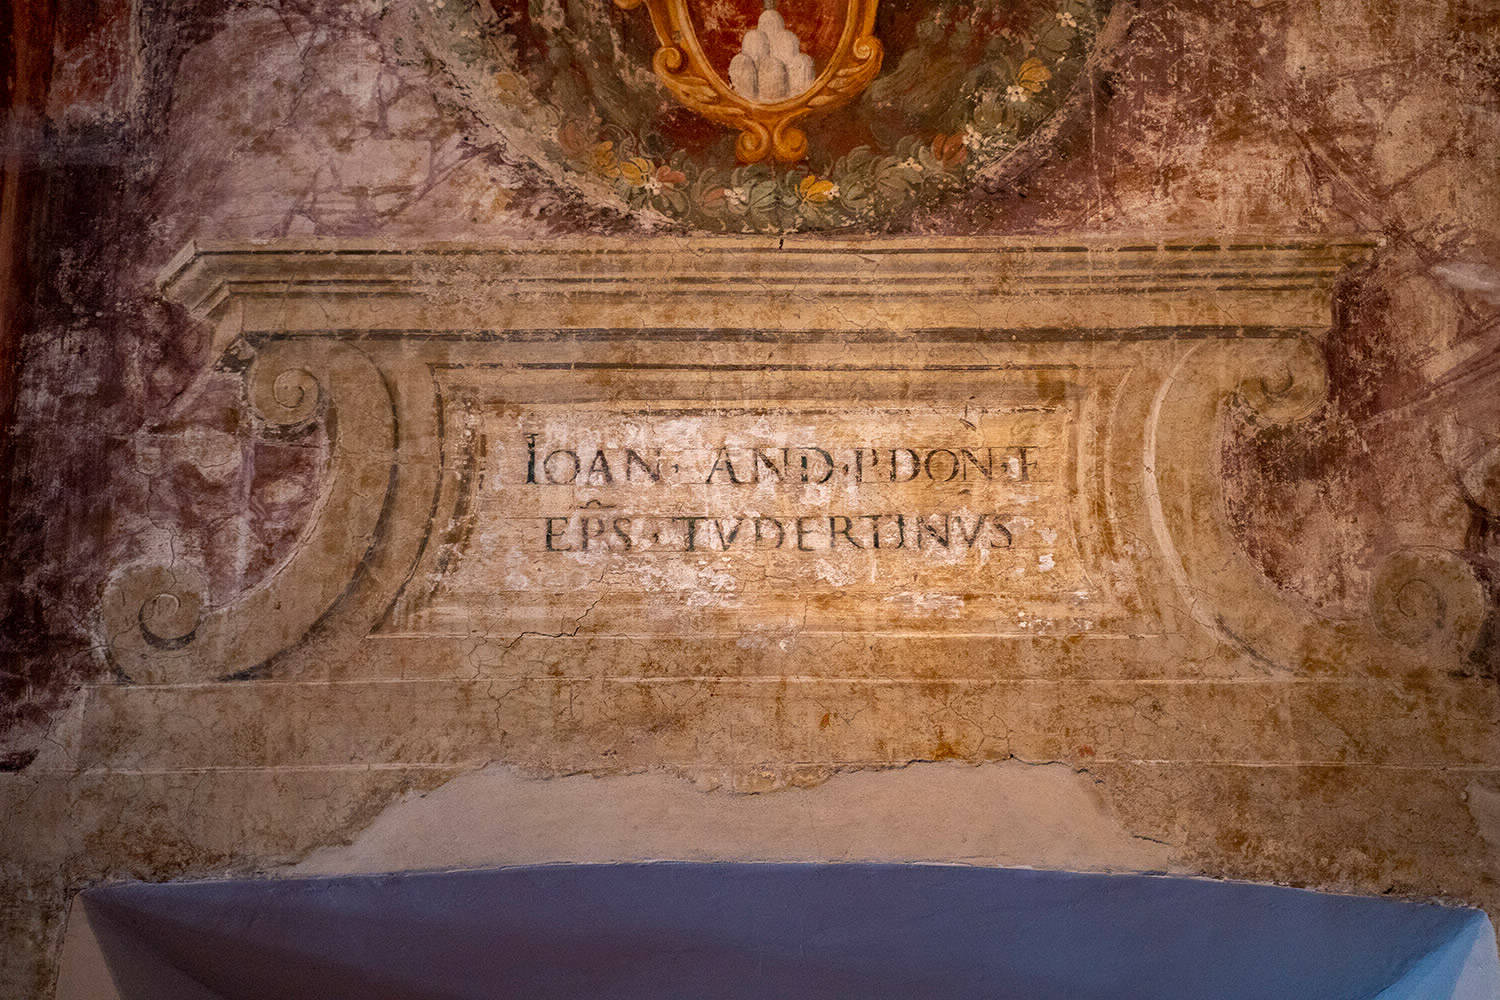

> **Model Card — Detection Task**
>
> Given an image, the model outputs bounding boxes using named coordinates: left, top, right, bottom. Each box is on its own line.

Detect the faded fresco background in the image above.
left=2, top=0, right=1499, bottom=995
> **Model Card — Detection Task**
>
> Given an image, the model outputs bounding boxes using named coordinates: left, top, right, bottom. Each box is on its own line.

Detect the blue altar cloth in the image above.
left=84, top=862, right=1499, bottom=999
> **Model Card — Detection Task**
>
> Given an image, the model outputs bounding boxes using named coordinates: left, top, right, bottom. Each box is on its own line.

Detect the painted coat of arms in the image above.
left=417, top=0, right=1126, bottom=230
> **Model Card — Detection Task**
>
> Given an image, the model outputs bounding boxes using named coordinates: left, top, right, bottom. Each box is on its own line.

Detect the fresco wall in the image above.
left=2, top=0, right=1499, bottom=995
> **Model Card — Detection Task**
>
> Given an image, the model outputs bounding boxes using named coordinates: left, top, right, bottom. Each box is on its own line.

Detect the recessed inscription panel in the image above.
left=388, top=370, right=1140, bottom=641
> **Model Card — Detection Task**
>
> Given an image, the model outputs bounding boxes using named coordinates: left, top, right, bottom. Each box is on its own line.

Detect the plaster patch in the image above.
left=289, top=760, right=1174, bottom=877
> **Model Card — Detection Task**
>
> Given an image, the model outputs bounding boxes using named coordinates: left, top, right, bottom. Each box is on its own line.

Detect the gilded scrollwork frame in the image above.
left=612, top=0, right=883, bottom=163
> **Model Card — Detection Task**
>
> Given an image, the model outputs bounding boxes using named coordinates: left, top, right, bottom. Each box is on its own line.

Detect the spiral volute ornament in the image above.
left=1371, top=547, right=1488, bottom=655
left=101, top=563, right=208, bottom=681
left=249, top=343, right=324, bottom=429
left=1238, top=336, right=1329, bottom=425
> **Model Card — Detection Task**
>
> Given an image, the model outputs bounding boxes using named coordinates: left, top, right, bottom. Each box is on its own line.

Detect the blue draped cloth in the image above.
left=84, top=862, right=1499, bottom=999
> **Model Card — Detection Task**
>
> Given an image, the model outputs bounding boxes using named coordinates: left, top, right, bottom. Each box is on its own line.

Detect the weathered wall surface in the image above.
left=2, top=0, right=1499, bottom=996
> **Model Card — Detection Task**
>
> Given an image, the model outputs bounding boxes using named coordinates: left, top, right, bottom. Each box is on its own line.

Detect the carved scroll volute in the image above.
left=101, top=341, right=436, bottom=684
left=613, top=0, right=882, bottom=163
left=1144, top=337, right=1489, bottom=672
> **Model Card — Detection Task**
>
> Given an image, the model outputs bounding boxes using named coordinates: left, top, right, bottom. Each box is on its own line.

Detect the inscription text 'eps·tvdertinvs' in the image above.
left=522, top=435, right=1038, bottom=555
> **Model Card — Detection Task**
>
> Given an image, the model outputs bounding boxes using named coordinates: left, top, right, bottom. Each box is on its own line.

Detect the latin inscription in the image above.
left=387, top=400, right=1128, bottom=638
left=524, top=436, right=1038, bottom=555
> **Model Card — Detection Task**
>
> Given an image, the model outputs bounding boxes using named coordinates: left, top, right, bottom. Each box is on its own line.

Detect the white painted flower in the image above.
left=899, top=157, right=923, bottom=173
left=1056, top=11, right=1078, bottom=28
left=1005, top=84, right=1029, bottom=103
left=726, top=186, right=749, bottom=208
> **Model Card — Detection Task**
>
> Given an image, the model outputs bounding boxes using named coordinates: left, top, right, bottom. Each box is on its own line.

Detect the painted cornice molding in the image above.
left=158, top=237, right=1377, bottom=351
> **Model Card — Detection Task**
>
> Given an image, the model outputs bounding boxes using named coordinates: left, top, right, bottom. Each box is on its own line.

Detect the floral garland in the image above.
left=415, top=0, right=1105, bottom=231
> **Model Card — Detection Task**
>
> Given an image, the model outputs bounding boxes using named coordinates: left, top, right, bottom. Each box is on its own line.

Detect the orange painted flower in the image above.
left=798, top=174, right=839, bottom=203
left=931, top=133, right=968, bottom=167
left=617, top=156, right=654, bottom=186
left=1015, top=57, right=1053, bottom=94
left=655, top=164, right=687, bottom=186
left=591, top=141, right=619, bottom=178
